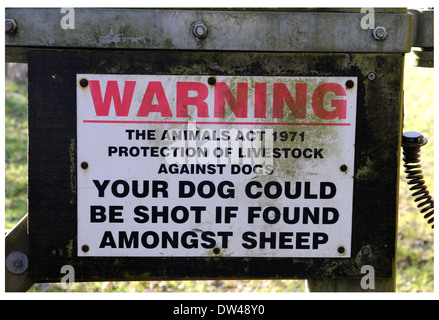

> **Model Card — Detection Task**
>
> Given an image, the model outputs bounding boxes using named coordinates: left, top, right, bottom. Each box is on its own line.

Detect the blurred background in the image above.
left=5, top=51, right=434, bottom=292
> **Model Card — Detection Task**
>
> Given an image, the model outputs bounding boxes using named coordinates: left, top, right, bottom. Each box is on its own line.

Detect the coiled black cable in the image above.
left=401, top=132, right=434, bottom=229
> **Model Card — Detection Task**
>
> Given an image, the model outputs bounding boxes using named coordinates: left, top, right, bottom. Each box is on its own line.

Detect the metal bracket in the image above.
left=409, top=8, right=434, bottom=67
left=5, top=215, right=36, bottom=292
left=5, top=8, right=414, bottom=63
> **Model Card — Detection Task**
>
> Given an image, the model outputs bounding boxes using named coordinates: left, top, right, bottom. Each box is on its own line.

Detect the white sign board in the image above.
left=77, top=74, right=357, bottom=258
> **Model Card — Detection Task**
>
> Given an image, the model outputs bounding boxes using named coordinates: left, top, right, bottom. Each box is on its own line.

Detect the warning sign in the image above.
left=77, top=74, right=357, bottom=258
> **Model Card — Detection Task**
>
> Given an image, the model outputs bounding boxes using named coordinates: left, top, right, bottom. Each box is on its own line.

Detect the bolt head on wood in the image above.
left=6, top=251, right=28, bottom=275
left=5, top=19, right=18, bottom=33
left=373, top=26, right=387, bottom=40
left=192, top=22, right=207, bottom=38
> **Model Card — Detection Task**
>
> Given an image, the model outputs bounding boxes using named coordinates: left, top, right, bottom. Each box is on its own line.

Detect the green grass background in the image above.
left=5, top=52, right=434, bottom=292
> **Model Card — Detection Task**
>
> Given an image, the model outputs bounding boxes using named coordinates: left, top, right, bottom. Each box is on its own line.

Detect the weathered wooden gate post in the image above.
left=5, top=8, right=421, bottom=292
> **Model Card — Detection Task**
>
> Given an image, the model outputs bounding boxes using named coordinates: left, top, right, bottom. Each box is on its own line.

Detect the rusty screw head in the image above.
left=5, top=19, right=18, bottom=34
left=79, top=78, right=89, bottom=88
left=208, top=77, right=216, bottom=85
left=345, top=80, right=354, bottom=89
